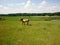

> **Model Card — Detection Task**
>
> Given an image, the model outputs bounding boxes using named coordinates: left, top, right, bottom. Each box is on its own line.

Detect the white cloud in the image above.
left=39, top=0, right=47, bottom=8
left=16, top=3, right=25, bottom=6
left=3, top=7, right=8, bottom=9
left=18, top=0, right=47, bottom=13
left=0, top=5, right=3, bottom=7
left=24, top=0, right=32, bottom=9
left=0, top=0, right=60, bottom=14
left=46, top=6, right=60, bottom=12
left=0, top=5, right=9, bottom=9
left=8, top=4, right=14, bottom=6
left=8, top=3, right=25, bottom=7
left=22, top=0, right=35, bottom=13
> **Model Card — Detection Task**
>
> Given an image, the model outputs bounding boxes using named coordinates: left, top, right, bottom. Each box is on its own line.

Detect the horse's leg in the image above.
left=22, top=21, right=25, bottom=25
left=22, top=22, right=23, bottom=25
left=27, top=21, right=29, bottom=25
left=22, top=22, right=24, bottom=25
left=23, top=21, right=25, bottom=25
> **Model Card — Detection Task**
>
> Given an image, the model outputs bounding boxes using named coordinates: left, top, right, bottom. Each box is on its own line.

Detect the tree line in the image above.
left=0, top=12, right=60, bottom=16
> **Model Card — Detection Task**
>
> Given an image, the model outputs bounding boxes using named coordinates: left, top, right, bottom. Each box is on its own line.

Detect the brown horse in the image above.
left=20, top=18, right=29, bottom=25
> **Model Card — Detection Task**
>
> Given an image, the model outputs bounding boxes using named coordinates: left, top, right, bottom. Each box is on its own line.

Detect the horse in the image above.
left=20, top=18, right=29, bottom=25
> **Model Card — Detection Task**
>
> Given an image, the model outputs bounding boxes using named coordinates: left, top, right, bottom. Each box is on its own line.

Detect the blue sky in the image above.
left=0, top=0, right=60, bottom=14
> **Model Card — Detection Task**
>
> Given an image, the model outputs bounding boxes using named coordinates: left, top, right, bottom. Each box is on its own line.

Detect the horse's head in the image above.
left=20, top=18, right=23, bottom=21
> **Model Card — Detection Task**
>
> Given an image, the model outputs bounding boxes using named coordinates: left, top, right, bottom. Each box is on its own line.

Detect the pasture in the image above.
left=0, top=16, right=60, bottom=45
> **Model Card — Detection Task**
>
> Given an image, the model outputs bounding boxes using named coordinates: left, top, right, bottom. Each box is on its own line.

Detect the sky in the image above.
left=0, top=0, right=60, bottom=14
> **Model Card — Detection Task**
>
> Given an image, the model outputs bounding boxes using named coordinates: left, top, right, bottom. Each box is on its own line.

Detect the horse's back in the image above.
left=23, top=19, right=29, bottom=21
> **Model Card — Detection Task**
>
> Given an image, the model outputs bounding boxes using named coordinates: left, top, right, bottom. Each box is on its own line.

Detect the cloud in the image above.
left=39, top=0, right=47, bottom=8
left=16, top=3, right=25, bottom=6
left=46, top=6, right=60, bottom=12
left=24, top=0, right=33, bottom=9
left=22, top=0, right=35, bottom=13
left=8, top=4, right=14, bottom=6
left=0, top=0, right=60, bottom=14
left=23, top=0, right=47, bottom=13
left=0, top=5, right=3, bottom=7
left=8, top=3, right=25, bottom=6
left=21, top=0, right=47, bottom=13
left=3, top=7, right=9, bottom=9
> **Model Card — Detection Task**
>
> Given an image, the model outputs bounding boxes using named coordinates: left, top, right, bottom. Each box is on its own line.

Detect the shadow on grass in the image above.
left=28, top=24, right=32, bottom=26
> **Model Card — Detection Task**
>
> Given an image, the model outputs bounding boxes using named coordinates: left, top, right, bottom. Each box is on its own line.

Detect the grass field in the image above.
left=0, top=16, right=60, bottom=45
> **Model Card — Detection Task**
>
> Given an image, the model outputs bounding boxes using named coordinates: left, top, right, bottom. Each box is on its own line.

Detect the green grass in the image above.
left=0, top=16, right=60, bottom=45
